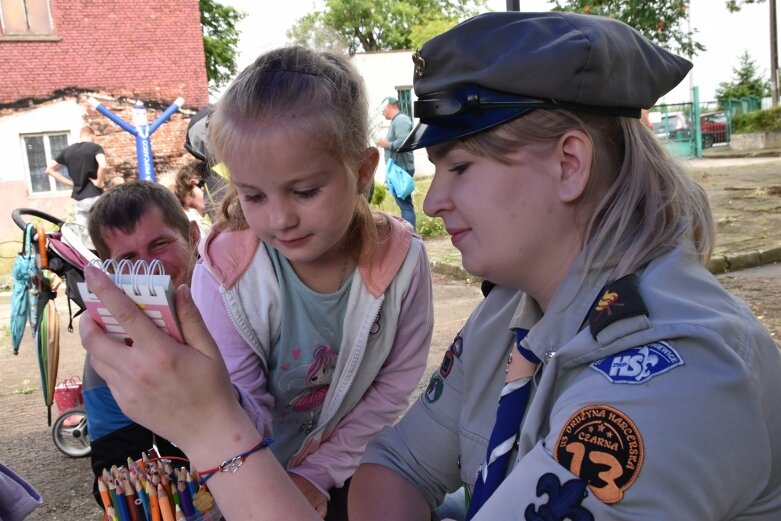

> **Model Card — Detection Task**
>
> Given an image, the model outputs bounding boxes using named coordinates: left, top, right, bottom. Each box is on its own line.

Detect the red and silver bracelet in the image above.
left=198, top=437, right=274, bottom=485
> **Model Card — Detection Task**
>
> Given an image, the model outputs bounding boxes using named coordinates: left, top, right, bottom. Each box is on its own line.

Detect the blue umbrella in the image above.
left=10, top=224, right=36, bottom=355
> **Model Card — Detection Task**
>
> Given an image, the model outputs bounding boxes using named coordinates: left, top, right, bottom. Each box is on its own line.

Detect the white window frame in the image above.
left=21, top=131, right=72, bottom=195
left=0, top=0, right=55, bottom=37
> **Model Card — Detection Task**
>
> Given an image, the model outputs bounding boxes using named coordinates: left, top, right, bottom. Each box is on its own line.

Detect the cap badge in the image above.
left=412, top=50, right=426, bottom=79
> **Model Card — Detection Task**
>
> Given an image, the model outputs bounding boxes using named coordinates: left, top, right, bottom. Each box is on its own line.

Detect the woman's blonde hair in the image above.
left=458, top=110, right=715, bottom=278
left=208, top=46, right=382, bottom=261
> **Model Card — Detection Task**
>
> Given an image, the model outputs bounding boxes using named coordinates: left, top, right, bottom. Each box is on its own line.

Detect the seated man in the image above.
left=82, top=181, right=199, bottom=503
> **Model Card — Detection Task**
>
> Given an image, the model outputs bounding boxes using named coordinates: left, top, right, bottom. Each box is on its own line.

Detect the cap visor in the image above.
left=398, top=107, right=533, bottom=152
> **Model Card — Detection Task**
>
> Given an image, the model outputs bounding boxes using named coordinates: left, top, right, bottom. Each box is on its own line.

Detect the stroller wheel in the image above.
left=52, top=406, right=91, bottom=458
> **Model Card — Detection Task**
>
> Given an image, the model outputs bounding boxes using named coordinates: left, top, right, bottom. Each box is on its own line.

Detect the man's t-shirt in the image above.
left=55, top=142, right=104, bottom=200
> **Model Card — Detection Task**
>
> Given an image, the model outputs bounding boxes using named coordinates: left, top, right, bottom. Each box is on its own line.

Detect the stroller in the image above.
left=11, top=208, right=98, bottom=457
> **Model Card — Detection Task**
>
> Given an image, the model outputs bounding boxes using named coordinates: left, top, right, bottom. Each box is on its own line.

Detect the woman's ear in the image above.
left=557, top=130, right=593, bottom=203
left=357, top=147, right=380, bottom=193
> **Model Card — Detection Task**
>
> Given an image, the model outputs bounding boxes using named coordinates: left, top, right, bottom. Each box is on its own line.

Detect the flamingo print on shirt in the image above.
left=288, top=344, right=337, bottom=433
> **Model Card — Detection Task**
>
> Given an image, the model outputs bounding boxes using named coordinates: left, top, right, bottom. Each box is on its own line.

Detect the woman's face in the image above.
left=423, top=138, right=585, bottom=308
left=184, top=183, right=206, bottom=216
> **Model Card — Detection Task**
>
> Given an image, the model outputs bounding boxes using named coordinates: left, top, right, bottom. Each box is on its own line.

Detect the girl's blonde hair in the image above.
left=458, top=110, right=715, bottom=279
left=209, top=46, right=383, bottom=261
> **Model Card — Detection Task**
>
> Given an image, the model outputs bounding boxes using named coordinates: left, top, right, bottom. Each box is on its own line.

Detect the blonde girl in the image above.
left=189, top=46, right=433, bottom=519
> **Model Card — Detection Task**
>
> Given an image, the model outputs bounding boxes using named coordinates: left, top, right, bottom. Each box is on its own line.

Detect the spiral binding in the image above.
left=87, top=258, right=167, bottom=297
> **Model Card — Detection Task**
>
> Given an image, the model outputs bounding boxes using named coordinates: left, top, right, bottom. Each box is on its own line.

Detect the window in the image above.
left=0, top=0, right=54, bottom=36
left=396, top=88, right=412, bottom=119
left=23, top=132, right=71, bottom=194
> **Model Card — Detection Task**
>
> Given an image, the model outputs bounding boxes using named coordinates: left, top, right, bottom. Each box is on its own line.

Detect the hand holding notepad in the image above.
left=78, top=259, right=184, bottom=344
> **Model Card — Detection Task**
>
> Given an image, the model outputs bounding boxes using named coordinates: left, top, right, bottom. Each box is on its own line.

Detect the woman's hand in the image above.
left=289, top=473, right=328, bottom=518
left=79, top=265, right=245, bottom=453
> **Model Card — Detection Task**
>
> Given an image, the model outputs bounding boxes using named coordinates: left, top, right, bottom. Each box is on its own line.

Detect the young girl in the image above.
left=80, top=12, right=781, bottom=521
left=188, top=46, right=434, bottom=518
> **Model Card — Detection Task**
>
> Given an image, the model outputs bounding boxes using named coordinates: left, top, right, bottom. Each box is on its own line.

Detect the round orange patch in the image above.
left=554, top=405, right=644, bottom=504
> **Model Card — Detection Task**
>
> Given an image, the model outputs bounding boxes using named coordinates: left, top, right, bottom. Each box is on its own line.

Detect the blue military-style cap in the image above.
left=399, top=11, right=692, bottom=152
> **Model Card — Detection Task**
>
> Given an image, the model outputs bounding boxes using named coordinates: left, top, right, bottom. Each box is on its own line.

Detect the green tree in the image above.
left=287, top=0, right=485, bottom=55
left=715, top=51, right=771, bottom=103
left=200, top=0, right=246, bottom=91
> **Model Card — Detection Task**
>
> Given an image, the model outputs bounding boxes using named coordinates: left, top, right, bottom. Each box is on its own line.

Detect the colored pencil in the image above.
left=97, top=476, right=113, bottom=512
left=134, top=477, right=151, bottom=521
left=147, top=481, right=161, bottom=521
left=158, top=483, right=176, bottom=521
left=122, top=478, right=141, bottom=521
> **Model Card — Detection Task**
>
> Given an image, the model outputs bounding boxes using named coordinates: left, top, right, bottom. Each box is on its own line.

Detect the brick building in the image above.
left=0, top=0, right=208, bottom=242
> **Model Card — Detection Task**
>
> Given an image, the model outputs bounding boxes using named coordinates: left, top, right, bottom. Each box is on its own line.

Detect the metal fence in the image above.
left=648, top=88, right=760, bottom=159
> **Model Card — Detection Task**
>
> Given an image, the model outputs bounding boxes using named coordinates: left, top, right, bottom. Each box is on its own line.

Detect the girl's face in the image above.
left=226, top=124, right=367, bottom=273
left=423, top=139, right=584, bottom=308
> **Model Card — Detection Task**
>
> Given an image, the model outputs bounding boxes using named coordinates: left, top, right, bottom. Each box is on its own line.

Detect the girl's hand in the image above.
left=79, top=265, right=245, bottom=453
left=288, top=473, right=328, bottom=518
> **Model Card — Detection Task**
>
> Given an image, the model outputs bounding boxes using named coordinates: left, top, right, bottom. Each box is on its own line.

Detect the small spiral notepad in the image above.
left=77, top=259, right=184, bottom=344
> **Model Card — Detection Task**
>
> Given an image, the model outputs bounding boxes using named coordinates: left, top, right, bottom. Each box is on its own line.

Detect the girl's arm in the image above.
left=79, top=266, right=320, bottom=520
left=289, top=245, right=434, bottom=492
left=191, top=261, right=274, bottom=436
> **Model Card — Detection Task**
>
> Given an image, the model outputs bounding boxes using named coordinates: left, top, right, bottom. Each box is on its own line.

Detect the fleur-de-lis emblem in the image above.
left=525, top=473, right=594, bottom=521
left=412, top=49, right=426, bottom=79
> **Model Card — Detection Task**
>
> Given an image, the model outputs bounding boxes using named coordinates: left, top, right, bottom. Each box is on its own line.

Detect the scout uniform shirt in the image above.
left=362, top=240, right=781, bottom=519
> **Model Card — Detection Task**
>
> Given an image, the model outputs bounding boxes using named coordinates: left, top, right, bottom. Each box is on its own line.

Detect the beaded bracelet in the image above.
left=198, top=438, right=274, bottom=485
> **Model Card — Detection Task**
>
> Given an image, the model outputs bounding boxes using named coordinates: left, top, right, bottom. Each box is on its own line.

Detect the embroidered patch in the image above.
left=450, top=333, right=464, bottom=358
left=524, top=473, right=593, bottom=521
left=423, top=374, right=445, bottom=403
left=555, top=405, right=644, bottom=504
left=589, top=274, right=648, bottom=338
left=590, top=342, right=684, bottom=384
left=440, top=350, right=455, bottom=378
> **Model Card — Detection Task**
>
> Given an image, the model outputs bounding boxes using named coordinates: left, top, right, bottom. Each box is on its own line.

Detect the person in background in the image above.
left=377, top=97, right=416, bottom=229
left=159, top=158, right=210, bottom=234
left=81, top=182, right=197, bottom=505
left=46, top=126, right=107, bottom=232
left=81, top=11, right=781, bottom=521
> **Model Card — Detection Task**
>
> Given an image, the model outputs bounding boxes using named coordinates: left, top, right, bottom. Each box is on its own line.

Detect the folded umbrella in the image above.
left=10, top=224, right=36, bottom=355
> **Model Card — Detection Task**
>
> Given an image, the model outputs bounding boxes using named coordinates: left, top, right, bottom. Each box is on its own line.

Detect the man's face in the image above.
left=101, top=207, right=193, bottom=287
left=383, top=104, right=394, bottom=120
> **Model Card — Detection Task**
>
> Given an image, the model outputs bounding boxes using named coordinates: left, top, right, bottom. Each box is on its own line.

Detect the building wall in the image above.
left=0, top=0, right=208, bottom=108
left=0, top=0, right=208, bottom=244
left=0, top=95, right=193, bottom=242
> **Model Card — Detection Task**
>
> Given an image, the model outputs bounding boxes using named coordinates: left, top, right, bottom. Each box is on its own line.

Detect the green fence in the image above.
left=650, top=87, right=746, bottom=159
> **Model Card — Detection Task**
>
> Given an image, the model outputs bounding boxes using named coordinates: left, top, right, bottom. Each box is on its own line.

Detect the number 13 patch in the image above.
left=554, top=405, right=644, bottom=504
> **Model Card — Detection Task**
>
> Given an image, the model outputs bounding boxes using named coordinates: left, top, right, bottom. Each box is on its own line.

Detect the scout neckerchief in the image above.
left=466, top=327, right=539, bottom=519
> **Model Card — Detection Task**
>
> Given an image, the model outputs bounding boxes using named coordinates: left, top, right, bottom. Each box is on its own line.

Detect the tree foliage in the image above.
left=725, top=0, right=765, bottom=12
left=200, top=0, right=246, bottom=91
left=715, top=51, right=770, bottom=103
left=287, top=0, right=486, bottom=55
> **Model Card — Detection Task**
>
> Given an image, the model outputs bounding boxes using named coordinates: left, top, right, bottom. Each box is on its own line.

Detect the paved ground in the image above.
left=2, top=156, right=781, bottom=520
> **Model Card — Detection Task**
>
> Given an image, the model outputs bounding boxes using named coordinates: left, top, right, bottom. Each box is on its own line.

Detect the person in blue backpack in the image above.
left=378, top=96, right=416, bottom=229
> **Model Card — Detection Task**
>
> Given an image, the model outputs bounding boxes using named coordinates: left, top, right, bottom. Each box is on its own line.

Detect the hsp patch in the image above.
left=555, top=405, right=644, bottom=504
left=423, top=374, right=445, bottom=403
left=590, top=342, right=684, bottom=384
